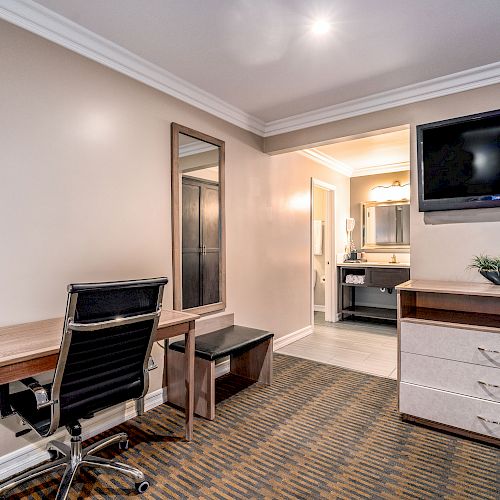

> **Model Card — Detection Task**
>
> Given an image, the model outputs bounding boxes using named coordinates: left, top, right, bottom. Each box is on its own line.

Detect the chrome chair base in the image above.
left=0, top=432, right=149, bottom=499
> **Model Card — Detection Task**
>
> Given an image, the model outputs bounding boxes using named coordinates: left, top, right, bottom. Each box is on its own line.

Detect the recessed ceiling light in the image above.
left=311, top=18, right=331, bottom=35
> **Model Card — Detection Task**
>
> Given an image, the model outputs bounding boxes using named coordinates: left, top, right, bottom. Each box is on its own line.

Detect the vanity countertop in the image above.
left=337, top=261, right=410, bottom=268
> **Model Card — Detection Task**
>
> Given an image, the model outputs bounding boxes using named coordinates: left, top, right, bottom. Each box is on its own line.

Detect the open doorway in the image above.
left=280, top=127, right=410, bottom=379
left=310, top=179, right=336, bottom=325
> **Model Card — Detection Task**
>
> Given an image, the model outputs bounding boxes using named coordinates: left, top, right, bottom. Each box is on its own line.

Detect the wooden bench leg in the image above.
left=167, top=349, right=216, bottom=421
left=230, top=338, right=273, bottom=385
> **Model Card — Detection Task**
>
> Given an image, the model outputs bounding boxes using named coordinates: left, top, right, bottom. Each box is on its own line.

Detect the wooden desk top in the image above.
left=396, top=279, right=500, bottom=297
left=0, top=309, right=199, bottom=369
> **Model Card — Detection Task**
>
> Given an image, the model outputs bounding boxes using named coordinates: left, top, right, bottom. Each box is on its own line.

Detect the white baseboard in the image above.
left=273, top=325, right=314, bottom=351
left=314, top=305, right=325, bottom=312
left=0, top=387, right=167, bottom=481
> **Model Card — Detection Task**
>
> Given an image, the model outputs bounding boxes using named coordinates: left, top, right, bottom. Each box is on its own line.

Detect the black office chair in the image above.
left=0, top=277, right=167, bottom=499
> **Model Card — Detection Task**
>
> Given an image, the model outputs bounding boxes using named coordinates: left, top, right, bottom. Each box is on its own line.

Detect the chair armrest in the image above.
left=147, top=356, right=157, bottom=371
left=19, top=378, right=54, bottom=410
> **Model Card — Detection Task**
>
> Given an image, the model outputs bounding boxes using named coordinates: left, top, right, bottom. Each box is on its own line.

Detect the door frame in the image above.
left=310, top=179, right=337, bottom=324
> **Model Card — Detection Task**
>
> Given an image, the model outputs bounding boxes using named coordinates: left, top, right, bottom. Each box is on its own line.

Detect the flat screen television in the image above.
left=417, top=108, right=500, bottom=212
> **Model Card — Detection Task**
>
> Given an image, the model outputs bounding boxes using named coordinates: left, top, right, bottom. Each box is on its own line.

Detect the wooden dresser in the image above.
left=396, top=280, right=500, bottom=445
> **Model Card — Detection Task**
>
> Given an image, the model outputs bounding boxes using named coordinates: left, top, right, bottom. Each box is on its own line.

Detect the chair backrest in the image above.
left=49, top=278, right=167, bottom=432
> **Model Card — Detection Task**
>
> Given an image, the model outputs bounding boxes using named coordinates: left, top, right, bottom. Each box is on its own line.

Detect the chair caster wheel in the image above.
left=119, top=439, right=129, bottom=450
left=48, top=449, right=62, bottom=461
left=135, top=480, right=150, bottom=493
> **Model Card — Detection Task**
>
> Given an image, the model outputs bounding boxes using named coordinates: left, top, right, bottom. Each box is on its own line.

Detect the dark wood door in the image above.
left=201, top=184, right=220, bottom=305
left=182, top=177, right=220, bottom=309
left=182, top=181, right=202, bottom=309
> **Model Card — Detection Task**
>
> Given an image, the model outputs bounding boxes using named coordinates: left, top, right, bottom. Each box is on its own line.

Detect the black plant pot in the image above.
left=480, top=270, right=500, bottom=285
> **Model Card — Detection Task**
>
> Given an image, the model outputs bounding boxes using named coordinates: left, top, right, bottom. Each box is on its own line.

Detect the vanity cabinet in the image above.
left=397, top=280, right=500, bottom=445
left=365, top=267, right=409, bottom=288
left=338, top=263, right=410, bottom=321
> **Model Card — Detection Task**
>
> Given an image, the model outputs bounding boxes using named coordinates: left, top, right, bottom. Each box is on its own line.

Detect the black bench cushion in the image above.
left=169, top=325, right=273, bottom=361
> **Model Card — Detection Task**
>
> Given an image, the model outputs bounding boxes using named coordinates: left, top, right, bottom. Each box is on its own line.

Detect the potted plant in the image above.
left=469, top=254, right=500, bottom=285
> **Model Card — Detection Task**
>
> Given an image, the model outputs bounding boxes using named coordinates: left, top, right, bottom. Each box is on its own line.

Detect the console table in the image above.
left=397, top=279, right=500, bottom=445
left=338, top=263, right=410, bottom=322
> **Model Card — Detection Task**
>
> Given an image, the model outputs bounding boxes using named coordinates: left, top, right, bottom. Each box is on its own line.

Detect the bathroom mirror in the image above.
left=171, top=123, right=225, bottom=314
left=361, top=201, right=410, bottom=251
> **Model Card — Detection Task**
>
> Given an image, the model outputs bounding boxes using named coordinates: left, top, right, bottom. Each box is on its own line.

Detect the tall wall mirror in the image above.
left=171, top=123, right=225, bottom=314
left=361, top=201, right=410, bottom=251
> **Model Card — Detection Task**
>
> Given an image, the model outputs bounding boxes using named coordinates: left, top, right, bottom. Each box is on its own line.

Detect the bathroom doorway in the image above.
left=311, top=179, right=336, bottom=325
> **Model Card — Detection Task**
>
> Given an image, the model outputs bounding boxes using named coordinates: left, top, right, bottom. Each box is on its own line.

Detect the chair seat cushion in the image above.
left=169, top=325, right=273, bottom=361
left=9, top=379, right=143, bottom=437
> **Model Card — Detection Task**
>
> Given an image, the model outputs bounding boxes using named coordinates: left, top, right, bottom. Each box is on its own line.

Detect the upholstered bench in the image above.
left=167, top=325, right=273, bottom=420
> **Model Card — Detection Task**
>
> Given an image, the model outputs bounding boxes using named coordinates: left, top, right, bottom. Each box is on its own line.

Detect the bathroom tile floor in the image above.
left=277, top=312, right=397, bottom=379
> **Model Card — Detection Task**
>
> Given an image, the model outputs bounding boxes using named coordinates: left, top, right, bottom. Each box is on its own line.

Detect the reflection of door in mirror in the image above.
left=172, top=125, right=224, bottom=312
left=363, top=202, right=410, bottom=249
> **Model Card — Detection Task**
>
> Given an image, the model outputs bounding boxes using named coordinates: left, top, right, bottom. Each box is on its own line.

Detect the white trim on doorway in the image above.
left=310, top=179, right=337, bottom=325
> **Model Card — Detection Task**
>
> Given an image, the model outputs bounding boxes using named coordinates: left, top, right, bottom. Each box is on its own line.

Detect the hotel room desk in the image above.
left=0, top=309, right=199, bottom=441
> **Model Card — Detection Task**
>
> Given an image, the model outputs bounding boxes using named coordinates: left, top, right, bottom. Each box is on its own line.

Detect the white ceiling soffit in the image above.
left=1, top=1, right=500, bottom=138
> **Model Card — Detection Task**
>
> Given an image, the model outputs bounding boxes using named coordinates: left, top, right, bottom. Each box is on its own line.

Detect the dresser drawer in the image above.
left=400, top=321, right=500, bottom=368
left=401, top=352, right=500, bottom=402
left=400, top=382, right=500, bottom=439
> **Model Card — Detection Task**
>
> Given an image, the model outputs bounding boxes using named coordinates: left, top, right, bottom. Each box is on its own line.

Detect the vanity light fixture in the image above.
left=369, top=181, right=410, bottom=202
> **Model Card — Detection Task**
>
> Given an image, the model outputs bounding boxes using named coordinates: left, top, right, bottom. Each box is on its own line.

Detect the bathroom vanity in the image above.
left=338, top=262, right=410, bottom=322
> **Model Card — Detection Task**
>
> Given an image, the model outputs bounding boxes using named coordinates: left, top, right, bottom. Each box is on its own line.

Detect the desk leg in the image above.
left=0, top=384, right=12, bottom=418
left=184, top=321, right=195, bottom=441
left=136, top=397, right=145, bottom=416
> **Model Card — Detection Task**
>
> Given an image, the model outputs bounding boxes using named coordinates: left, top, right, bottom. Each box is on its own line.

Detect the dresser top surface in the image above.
left=396, top=279, right=500, bottom=297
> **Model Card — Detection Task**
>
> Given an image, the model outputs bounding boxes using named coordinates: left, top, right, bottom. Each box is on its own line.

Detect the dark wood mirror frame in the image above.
left=171, top=123, right=226, bottom=315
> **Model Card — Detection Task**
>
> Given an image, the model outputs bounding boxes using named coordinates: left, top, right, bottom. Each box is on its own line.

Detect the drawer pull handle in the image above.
left=478, top=380, right=500, bottom=389
left=477, top=415, right=500, bottom=425
left=477, top=347, right=500, bottom=354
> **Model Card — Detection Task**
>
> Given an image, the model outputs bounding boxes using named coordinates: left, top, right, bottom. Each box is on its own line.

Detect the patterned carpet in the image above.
left=7, top=354, right=500, bottom=499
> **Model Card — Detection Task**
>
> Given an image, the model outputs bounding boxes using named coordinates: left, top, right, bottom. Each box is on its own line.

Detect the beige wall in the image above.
left=350, top=171, right=411, bottom=250
left=0, top=20, right=350, bottom=460
left=265, top=84, right=500, bottom=281
left=228, top=152, right=350, bottom=331
left=179, top=149, right=219, bottom=171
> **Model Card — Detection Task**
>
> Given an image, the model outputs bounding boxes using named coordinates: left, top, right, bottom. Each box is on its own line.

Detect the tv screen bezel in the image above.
left=417, top=108, right=500, bottom=212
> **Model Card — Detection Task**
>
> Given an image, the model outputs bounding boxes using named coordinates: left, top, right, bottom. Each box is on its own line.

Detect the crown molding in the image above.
left=179, top=141, right=217, bottom=157
left=1, top=1, right=499, bottom=140
left=300, top=149, right=353, bottom=177
left=263, top=61, right=500, bottom=137
left=351, top=161, right=410, bottom=177
left=0, top=0, right=266, bottom=135
left=301, top=150, right=409, bottom=178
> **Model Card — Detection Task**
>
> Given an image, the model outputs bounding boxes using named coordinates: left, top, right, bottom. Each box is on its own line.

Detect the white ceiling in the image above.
left=5, top=1, right=500, bottom=135
left=316, top=129, right=410, bottom=174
